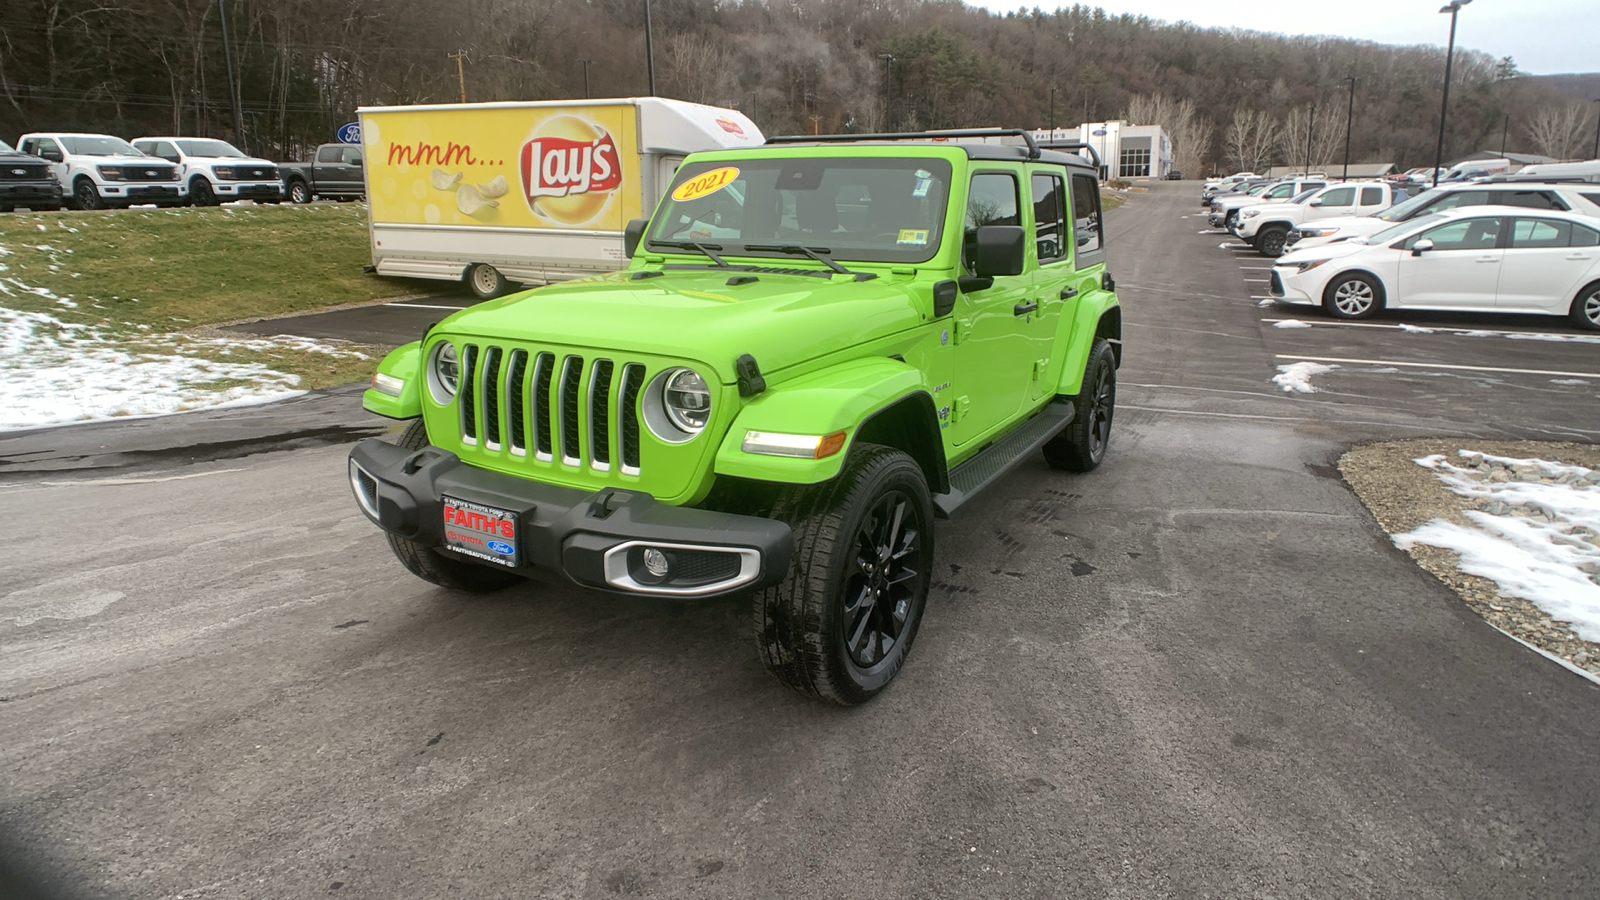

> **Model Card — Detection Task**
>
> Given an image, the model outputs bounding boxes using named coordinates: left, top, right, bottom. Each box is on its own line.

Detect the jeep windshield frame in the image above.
left=647, top=156, right=953, bottom=265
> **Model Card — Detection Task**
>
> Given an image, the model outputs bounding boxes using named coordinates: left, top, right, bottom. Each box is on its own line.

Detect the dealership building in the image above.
left=1034, top=121, right=1172, bottom=179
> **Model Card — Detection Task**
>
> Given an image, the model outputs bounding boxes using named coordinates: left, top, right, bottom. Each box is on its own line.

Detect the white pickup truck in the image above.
left=1209, top=177, right=1328, bottom=229
left=132, top=137, right=282, bottom=206
left=18, top=132, right=186, bottom=210
left=1233, top=181, right=1408, bottom=256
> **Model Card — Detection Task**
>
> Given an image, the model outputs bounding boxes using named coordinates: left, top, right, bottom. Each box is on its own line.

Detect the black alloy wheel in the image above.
left=841, top=490, right=923, bottom=670
left=1044, top=337, right=1117, bottom=472
left=1257, top=225, right=1288, bottom=257
left=191, top=177, right=217, bottom=206
left=74, top=179, right=100, bottom=211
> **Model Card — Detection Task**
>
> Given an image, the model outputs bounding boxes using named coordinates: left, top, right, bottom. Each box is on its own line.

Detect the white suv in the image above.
left=17, top=132, right=186, bottom=210
left=132, top=137, right=282, bottom=206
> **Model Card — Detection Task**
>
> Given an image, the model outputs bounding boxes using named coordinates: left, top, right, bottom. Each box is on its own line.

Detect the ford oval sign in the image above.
left=336, top=121, right=362, bottom=144
left=487, top=540, right=514, bottom=555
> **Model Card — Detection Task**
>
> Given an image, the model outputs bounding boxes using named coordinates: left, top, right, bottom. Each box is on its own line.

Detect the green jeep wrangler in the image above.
left=348, top=129, right=1121, bottom=705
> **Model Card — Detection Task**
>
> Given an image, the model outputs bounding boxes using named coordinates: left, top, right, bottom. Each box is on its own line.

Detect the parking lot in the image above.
left=4, top=181, right=1599, bottom=898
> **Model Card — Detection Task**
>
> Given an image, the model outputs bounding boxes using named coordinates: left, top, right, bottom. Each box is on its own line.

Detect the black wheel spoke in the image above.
left=838, top=486, right=927, bottom=670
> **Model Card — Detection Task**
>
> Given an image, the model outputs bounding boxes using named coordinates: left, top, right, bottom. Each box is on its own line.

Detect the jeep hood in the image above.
left=436, top=269, right=925, bottom=381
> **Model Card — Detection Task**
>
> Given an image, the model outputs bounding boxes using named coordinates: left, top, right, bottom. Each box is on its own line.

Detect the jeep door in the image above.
left=1025, top=168, right=1076, bottom=400
left=948, top=169, right=1032, bottom=447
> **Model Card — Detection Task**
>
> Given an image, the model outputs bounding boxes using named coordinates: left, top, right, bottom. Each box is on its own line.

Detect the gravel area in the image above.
left=1341, top=439, right=1600, bottom=678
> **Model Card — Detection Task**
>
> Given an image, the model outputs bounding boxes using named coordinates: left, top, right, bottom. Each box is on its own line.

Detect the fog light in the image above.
left=643, top=547, right=669, bottom=577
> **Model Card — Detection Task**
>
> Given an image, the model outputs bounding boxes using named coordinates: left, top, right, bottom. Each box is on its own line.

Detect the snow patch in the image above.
left=1272, top=361, right=1337, bottom=393
left=1551, top=379, right=1591, bottom=386
left=1272, top=319, right=1312, bottom=329
left=1399, top=324, right=1435, bottom=333
left=1505, top=332, right=1600, bottom=345
left=1396, top=451, right=1600, bottom=642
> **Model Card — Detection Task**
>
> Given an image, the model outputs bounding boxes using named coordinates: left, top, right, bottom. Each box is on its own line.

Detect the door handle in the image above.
left=1475, top=256, right=1497, bottom=263
left=1014, top=301, right=1039, bottom=317
left=1567, top=254, right=1591, bottom=261
left=1059, top=287, right=1079, bottom=300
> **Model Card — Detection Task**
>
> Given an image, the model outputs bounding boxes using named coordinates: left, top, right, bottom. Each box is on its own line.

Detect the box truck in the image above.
left=357, top=97, right=764, bottom=298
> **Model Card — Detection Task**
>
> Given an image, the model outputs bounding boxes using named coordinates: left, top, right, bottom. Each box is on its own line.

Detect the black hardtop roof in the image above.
left=764, top=129, right=1099, bottom=173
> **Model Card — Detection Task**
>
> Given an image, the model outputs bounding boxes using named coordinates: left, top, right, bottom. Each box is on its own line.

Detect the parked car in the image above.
left=346, top=129, right=1123, bottom=704
left=17, top=132, right=185, bottom=210
left=1286, top=182, right=1600, bottom=251
left=0, top=138, right=64, bottom=211
left=1210, top=177, right=1328, bottom=229
left=1269, top=206, right=1600, bottom=330
left=1201, top=172, right=1259, bottom=203
left=1164, top=170, right=1183, bottom=180
left=1439, top=158, right=1511, bottom=183
left=1234, top=181, right=1407, bottom=256
left=280, top=143, right=365, bottom=203
left=131, top=137, right=281, bottom=206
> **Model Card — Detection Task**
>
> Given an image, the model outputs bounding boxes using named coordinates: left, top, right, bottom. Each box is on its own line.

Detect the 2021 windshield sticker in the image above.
left=671, top=166, right=739, bottom=202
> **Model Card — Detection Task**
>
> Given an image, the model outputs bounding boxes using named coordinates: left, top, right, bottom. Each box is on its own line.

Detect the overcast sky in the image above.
left=967, top=0, right=1592, bottom=76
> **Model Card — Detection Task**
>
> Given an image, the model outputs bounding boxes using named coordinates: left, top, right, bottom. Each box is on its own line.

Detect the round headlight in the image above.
left=663, top=368, right=711, bottom=432
left=427, top=341, right=459, bottom=403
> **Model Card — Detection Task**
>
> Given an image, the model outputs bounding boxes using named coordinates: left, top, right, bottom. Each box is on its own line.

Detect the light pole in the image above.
left=879, top=54, right=895, bottom=130
left=1305, top=103, right=1314, bottom=177
left=578, top=59, right=593, bottom=99
left=217, top=0, right=246, bottom=152
left=1592, top=98, right=1600, bottom=159
left=1048, top=86, right=1058, bottom=136
left=1342, top=75, right=1357, bottom=181
left=1433, top=0, right=1472, bottom=187
left=643, top=0, right=656, bottom=96
left=1500, top=113, right=1509, bottom=155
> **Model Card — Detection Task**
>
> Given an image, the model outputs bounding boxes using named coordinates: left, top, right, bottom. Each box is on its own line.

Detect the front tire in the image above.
left=756, top=444, right=934, bottom=705
left=287, top=180, right=312, bottom=204
left=1323, top=271, right=1384, bottom=320
left=384, top=420, right=522, bottom=593
left=1570, top=281, right=1600, bottom=332
left=190, top=177, right=217, bottom=206
left=1043, top=337, right=1116, bottom=472
left=73, top=178, right=101, bottom=211
left=1255, top=225, right=1289, bottom=257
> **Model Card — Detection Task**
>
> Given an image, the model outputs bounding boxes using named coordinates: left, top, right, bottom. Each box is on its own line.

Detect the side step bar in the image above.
left=932, top=399, right=1075, bottom=518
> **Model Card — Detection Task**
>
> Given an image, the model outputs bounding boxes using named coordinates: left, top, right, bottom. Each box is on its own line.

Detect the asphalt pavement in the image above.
left=3, top=181, right=1598, bottom=899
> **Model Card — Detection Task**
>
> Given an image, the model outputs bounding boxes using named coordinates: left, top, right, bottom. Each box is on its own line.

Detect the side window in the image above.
left=965, top=172, right=1019, bottom=270
left=1406, top=217, right=1502, bottom=251
left=1303, top=182, right=1326, bottom=193
left=1504, top=191, right=1565, bottom=210
left=1430, top=190, right=1488, bottom=211
left=1583, top=193, right=1600, bottom=211
left=316, top=145, right=342, bottom=164
left=1510, top=219, right=1571, bottom=249
left=1070, top=172, right=1103, bottom=259
left=1031, top=172, right=1067, bottom=263
left=1571, top=224, right=1600, bottom=247
left=1267, top=184, right=1293, bottom=199
left=343, top=147, right=364, bottom=166
left=154, top=141, right=180, bottom=162
left=1360, top=186, right=1384, bottom=206
left=1318, top=187, right=1356, bottom=206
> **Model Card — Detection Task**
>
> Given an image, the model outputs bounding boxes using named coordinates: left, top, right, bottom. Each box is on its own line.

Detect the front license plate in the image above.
left=442, top=496, right=519, bottom=568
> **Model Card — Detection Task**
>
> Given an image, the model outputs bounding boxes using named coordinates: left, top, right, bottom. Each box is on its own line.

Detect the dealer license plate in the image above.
left=442, top=496, right=519, bottom=568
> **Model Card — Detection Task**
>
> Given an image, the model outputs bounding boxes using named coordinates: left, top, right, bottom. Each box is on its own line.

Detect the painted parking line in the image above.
left=1260, top=317, right=1586, bottom=340
left=384, top=302, right=474, bottom=311
left=1275, top=354, right=1600, bottom=380
left=1239, top=266, right=1274, bottom=270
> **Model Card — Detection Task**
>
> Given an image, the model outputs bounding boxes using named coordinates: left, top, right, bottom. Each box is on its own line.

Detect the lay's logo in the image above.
left=517, top=117, right=623, bottom=226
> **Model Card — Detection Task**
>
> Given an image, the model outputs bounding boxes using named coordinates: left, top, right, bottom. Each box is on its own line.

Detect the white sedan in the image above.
left=1269, top=206, right=1600, bottom=330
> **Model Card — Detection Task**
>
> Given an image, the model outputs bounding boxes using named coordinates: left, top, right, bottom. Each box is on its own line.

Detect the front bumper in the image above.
left=0, top=182, right=63, bottom=204
left=218, top=182, right=284, bottom=200
left=103, top=184, right=184, bottom=201
left=348, top=437, right=793, bottom=598
left=1268, top=267, right=1317, bottom=305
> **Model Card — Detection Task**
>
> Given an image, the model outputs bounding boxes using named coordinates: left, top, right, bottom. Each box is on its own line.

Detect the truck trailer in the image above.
left=357, top=97, right=763, bottom=298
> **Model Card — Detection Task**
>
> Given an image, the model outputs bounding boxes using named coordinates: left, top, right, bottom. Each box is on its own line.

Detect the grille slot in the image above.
left=558, top=356, right=585, bottom=465
left=481, top=346, right=503, bottom=449
left=618, top=364, right=645, bottom=474
left=589, top=360, right=614, bottom=470
left=505, top=350, right=528, bottom=455
left=533, top=352, right=554, bottom=459
left=459, top=344, right=479, bottom=444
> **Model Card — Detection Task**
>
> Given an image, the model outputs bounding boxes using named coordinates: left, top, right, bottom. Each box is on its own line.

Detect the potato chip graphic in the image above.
left=518, top=115, right=622, bottom=226
left=431, top=168, right=462, bottom=190
left=477, top=174, right=508, bottom=199
left=456, top=183, right=499, bottom=216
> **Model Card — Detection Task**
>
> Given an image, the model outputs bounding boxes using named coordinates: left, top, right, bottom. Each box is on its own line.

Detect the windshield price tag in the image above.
left=671, top=166, right=739, bottom=202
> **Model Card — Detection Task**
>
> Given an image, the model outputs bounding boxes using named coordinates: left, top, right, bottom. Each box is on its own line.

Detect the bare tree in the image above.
left=1279, top=105, right=1345, bottom=172
left=1225, top=109, right=1279, bottom=173
left=1527, top=103, right=1594, bottom=160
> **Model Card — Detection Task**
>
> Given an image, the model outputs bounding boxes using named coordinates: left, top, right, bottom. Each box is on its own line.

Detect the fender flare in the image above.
left=362, top=341, right=423, bottom=419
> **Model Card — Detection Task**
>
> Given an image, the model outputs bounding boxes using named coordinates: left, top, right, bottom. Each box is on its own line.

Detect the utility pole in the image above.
left=1342, top=75, right=1357, bottom=181
left=1305, top=103, right=1314, bottom=177
left=579, top=59, right=593, bottom=99
left=449, top=50, right=468, bottom=103
left=1500, top=114, right=1509, bottom=155
left=217, top=0, right=246, bottom=153
left=644, top=0, right=657, bottom=96
left=1592, top=99, right=1600, bottom=159
left=1048, top=85, right=1058, bottom=136
left=879, top=54, right=895, bottom=130
left=1433, top=0, right=1473, bottom=186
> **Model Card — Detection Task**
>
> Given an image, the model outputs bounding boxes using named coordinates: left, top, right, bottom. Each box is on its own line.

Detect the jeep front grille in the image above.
left=455, top=343, right=646, bottom=476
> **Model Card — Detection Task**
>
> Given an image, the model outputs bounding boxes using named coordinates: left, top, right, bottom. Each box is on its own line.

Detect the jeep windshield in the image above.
left=176, top=139, right=247, bottom=158
left=648, top=156, right=952, bottom=264
left=57, top=136, right=143, bottom=157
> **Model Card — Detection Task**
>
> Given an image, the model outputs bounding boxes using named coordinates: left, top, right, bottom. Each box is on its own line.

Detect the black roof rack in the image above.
left=1035, top=141, right=1102, bottom=170
left=767, top=128, right=1041, bottom=160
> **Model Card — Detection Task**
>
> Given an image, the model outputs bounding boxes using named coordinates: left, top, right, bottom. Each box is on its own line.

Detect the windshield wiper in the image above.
left=647, top=240, right=729, bottom=268
left=743, top=244, right=853, bottom=275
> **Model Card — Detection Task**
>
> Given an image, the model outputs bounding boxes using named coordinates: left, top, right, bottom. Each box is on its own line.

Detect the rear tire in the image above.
left=384, top=420, right=522, bottom=593
left=1570, top=281, right=1600, bottom=332
left=287, top=180, right=312, bottom=204
left=1322, top=271, right=1384, bottom=320
left=756, top=444, right=934, bottom=705
left=1043, top=338, right=1116, bottom=472
left=467, top=262, right=511, bottom=300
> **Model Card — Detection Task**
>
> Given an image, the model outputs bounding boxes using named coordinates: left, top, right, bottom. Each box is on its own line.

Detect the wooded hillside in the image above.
left=2, top=0, right=1594, bottom=172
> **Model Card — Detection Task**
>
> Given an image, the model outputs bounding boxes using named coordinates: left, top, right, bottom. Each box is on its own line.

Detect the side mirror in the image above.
left=40, top=149, right=63, bottom=163
left=623, top=218, right=648, bottom=258
left=972, top=225, right=1026, bottom=278
left=1410, top=238, right=1435, bottom=256
left=1309, top=198, right=1325, bottom=207
left=351, top=157, right=364, bottom=167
